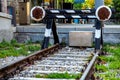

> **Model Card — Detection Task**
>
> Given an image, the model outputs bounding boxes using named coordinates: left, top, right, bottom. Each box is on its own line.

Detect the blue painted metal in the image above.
left=74, top=0, right=85, bottom=3
left=74, top=19, right=79, bottom=24
left=7, top=6, right=16, bottom=26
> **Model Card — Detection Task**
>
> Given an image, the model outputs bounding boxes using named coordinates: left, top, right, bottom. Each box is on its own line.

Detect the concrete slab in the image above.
left=69, top=31, right=93, bottom=47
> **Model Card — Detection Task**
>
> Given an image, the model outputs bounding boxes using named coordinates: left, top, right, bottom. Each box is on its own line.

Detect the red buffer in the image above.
left=95, top=5, right=112, bottom=21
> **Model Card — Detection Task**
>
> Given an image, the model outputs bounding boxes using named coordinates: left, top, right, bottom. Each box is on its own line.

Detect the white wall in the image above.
left=0, top=12, right=15, bottom=42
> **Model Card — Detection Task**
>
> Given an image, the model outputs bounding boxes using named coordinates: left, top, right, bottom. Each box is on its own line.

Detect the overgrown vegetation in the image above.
left=95, top=43, right=120, bottom=80
left=0, top=39, right=41, bottom=58
left=35, top=72, right=81, bottom=79
left=64, top=0, right=112, bottom=9
left=112, top=0, right=120, bottom=24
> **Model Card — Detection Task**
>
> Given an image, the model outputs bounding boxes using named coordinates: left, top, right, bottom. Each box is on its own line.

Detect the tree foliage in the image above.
left=64, top=0, right=113, bottom=9
left=104, top=0, right=113, bottom=6
left=64, top=0, right=74, bottom=3
left=82, top=0, right=94, bottom=9
left=73, top=3, right=83, bottom=10
left=112, top=0, right=120, bottom=12
left=112, top=0, right=120, bottom=19
left=82, top=0, right=112, bottom=9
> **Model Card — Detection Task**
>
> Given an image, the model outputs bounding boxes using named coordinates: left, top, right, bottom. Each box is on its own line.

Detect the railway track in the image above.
left=0, top=44, right=100, bottom=80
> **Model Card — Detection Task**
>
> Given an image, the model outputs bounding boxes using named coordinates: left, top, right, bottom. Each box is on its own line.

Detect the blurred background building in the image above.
left=1, top=0, right=70, bottom=25
left=0, top=0, right=114, bottom=25
left=1, top=0, right=113, bottom=25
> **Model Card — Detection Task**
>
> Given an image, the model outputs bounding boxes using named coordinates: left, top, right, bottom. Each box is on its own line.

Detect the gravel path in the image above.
left=0, top=56, right=25, bottom=68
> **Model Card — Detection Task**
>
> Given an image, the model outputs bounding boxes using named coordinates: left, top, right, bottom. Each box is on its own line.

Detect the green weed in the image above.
left=0, top=39, right=41, bottom=58
left=35, top=72, right=81, bottom=79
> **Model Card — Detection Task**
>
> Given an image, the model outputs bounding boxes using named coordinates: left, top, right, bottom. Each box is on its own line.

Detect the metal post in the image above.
left=52, top=19, right=59, bottom=44
left=41, top=19, right=59, bottom=49
left=41, top=19, right=52, bottom=49
left=95, top=0, right=104, bottom=50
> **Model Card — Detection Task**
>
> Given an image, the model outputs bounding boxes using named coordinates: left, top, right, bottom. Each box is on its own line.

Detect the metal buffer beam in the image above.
left=30, top=6, right=97, bottom=20
left=30, top=6, right=114, bottom=20
left=45, top=9, right=96, bottom=19
left=30, top=6, right=112, bottom=49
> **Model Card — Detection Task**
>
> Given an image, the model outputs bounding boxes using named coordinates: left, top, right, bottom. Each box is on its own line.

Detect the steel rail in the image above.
left=80, top=51, right=99, bottom=80
left=0, top=44, right=59, bottom=79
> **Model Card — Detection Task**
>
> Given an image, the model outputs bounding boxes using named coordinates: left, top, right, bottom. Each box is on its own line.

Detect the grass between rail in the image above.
left=0, top=39, right=41, bottom=58
left=35, top=72, right=81, bottom=79
left=95, top=43, right=120, bottom=80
